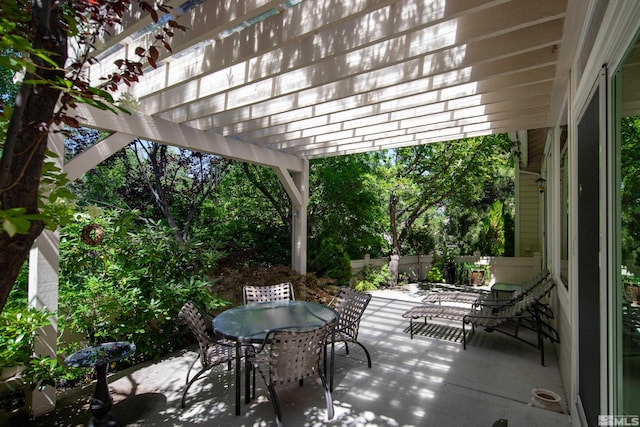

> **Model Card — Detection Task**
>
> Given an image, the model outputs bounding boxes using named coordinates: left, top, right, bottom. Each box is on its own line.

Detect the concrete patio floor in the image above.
left=2, top=286, right=572, bottom=426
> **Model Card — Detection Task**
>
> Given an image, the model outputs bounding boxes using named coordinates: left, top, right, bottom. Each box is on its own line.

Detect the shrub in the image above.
left=354, top=280, right=378, bottom=292
left=352, top=264, right=391, bottom=291
left=0, top=307, right=66, bottom=392
left=58, top=208, right=230, bottom=362
left=309, top=237, right=352, bottom=285
left=426, top=266, right=444, bottom=283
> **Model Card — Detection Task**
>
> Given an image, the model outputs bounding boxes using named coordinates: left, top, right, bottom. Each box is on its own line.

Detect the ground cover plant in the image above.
left=0, top=207, right=338, bottom=412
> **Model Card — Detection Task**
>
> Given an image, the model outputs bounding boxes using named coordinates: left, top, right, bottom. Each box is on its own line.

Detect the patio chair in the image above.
left=326, top=287, right=372, bottom=390
left=178, top=301, right=235, bottom=407
left=402, top=272, right=559, bottom=364
left=243, top=282, right=295, bottom=304
left=462, top=274, right=559, bottom=365
left=421, top=268, right=551, bottom=306
left=402, top=304, right=471, bottom=339
left=421, top=290, right=485, bottom=305
left=247, top=321, right=337, bottom=427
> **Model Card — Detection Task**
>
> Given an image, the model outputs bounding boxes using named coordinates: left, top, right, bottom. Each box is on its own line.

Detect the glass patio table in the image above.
left=213, top=300, right=338, bottom=415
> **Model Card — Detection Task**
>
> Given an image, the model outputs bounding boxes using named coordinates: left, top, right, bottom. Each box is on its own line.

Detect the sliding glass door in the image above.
left=615, top=33, right=640, bottom=416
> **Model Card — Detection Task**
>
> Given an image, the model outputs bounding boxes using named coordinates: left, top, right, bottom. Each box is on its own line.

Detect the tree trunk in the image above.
left=388, top=191, right=400, bottom=286
left=389, top=191, right=399, bottom=251
left=0, top=1, right=67, bottom=312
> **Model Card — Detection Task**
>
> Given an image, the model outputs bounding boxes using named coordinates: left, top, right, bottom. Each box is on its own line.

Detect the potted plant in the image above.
left=454, top=262, right=491, bottom=287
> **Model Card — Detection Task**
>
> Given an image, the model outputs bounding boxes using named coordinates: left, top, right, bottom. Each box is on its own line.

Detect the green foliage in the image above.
left=426, top=265, right=445, bottom=283
left=214, top=163, right=291, bottom=264
left=404, top=225, right=436, bottom=256
left=354, top=280, right=379, bottom=292
left=426, top=253, right=453, bottom=283
left=621, top=117, right=640, bottom=265
left=309, top=237, right=352, bottom=285
left=622, top=270, right=640, bottom=285
left=0, top=50, right=20, bottom=106
left=58, top=208, right=229, bottom=361
left=0, top=0, right=188, bottom=317
left=379, top=134, right=514, bottom=256
left=0, top=6, right=58, bottom=77
left=352, top=264, right=391, bottom=291
left=309, top=154, right=387, bottom=259
left=455, top=263, right=490, bottom=286
left=0, top=306, right=65, bottom=391
left=0, top=150, right=75, bottom=237
left=476, top=201, right=506, bottom=256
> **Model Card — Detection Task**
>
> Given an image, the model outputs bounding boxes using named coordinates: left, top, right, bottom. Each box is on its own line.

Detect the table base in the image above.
left=87, top=413, right=121, bottom=427
left=88, top=363, right=122, bottom=427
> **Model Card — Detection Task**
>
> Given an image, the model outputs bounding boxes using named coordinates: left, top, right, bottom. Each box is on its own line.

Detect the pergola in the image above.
left=29, top=0, right=584, bottom=415
left=65, top=0, right=576, bottom=269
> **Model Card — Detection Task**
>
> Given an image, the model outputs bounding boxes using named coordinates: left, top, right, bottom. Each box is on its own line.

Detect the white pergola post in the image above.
left=273, top=160, right=309, bottom=274
left=27, top=230, right=59, bottom=416
left=291, top=161, right=309, bottom=274
left=26, top=133, right=64, bottom=416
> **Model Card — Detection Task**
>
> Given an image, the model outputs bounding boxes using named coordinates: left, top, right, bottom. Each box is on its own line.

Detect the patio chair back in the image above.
left=329, top=286, right=372, bottom=343
left=243, top=282, right=295, bottom=304
left=421, top=268, right=552, bottom=307
left=462, top=274, right=557, bottom=365
left=510, top=267, right=551, bottom=300
left=179, top=301, right=215, bottom=365
left=469, top=274, right=556, bottom=327
left=325, top=286, right=372, bottom=391
left=250, top=321, right=336, bottom=426
left=178, top=301, right=235, bottom=407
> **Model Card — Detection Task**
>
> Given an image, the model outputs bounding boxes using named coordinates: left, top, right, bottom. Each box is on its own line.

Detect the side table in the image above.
left=64, top=341, right=136, bottom=427
left=490, top=282, right=522, bottom=299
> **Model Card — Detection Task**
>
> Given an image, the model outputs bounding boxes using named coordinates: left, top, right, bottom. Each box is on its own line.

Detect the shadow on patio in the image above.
left=2, top=290, right=572, bottom=426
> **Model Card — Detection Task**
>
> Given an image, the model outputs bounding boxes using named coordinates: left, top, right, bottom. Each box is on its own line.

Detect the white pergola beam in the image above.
left=65, top=132, right=133, bottom=181
left=77, top=0, right=573, bottom=161
left=127, top=0, right=563, bottom=113
left=90, top=0, right=283, bottom=71
left=233, top=71, right=555, bottom=146
left=74, top=104, right=305, bottom=173
left=289, top=113, right=551, bottom=159
left=79, top=0, right=570, bottom=159
left=147, top=17, right=563, bottom=123
left=279, top=110, right=550, bottom=156
left=273, top=166, right=303, bottom=207
left=187, top=49, right=556, bottom=132
left=244, top=80, right=553, bottom=151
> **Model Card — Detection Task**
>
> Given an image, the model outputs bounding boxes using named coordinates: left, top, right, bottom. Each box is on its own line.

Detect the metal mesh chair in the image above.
left=248, top=321, right=336, bottom=427
left=421, top=268, right=551, bottom=306
left=462, top=274, right=559, bottom=365
left=325, top=287, right=372, bottom=390
left=178, top=301, right=235, bottom=407
left=243, top=282, right=295, bottom=304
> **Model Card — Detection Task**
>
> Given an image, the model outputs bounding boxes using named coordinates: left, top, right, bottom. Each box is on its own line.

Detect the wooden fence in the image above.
left=351, top=251, right=543, bottom=285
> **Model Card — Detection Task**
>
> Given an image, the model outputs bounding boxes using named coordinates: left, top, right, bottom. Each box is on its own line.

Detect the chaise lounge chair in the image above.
left=402, top=270, right=559, bottom=365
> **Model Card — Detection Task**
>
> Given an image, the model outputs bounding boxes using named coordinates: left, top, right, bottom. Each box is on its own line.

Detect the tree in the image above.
left=308, top=154, right=386, bottom=259
left=68, top=136, right=232, bottom=243
left=214, top=162, right=292, bottom=265
left=477, top=200, right=506, bottom=256
left=126, top=141, right=230, bottom=243
left=0, top=0, right=185, bottom=313
left=621, top=116, right=640, bottom=264
left=381, top=134, right=513, bottom=256
left=306, top=154, right=385, bottom=282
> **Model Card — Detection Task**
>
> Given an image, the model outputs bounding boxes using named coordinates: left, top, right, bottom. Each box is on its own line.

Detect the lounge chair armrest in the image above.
left=463, top=313, right=528, bottom=321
